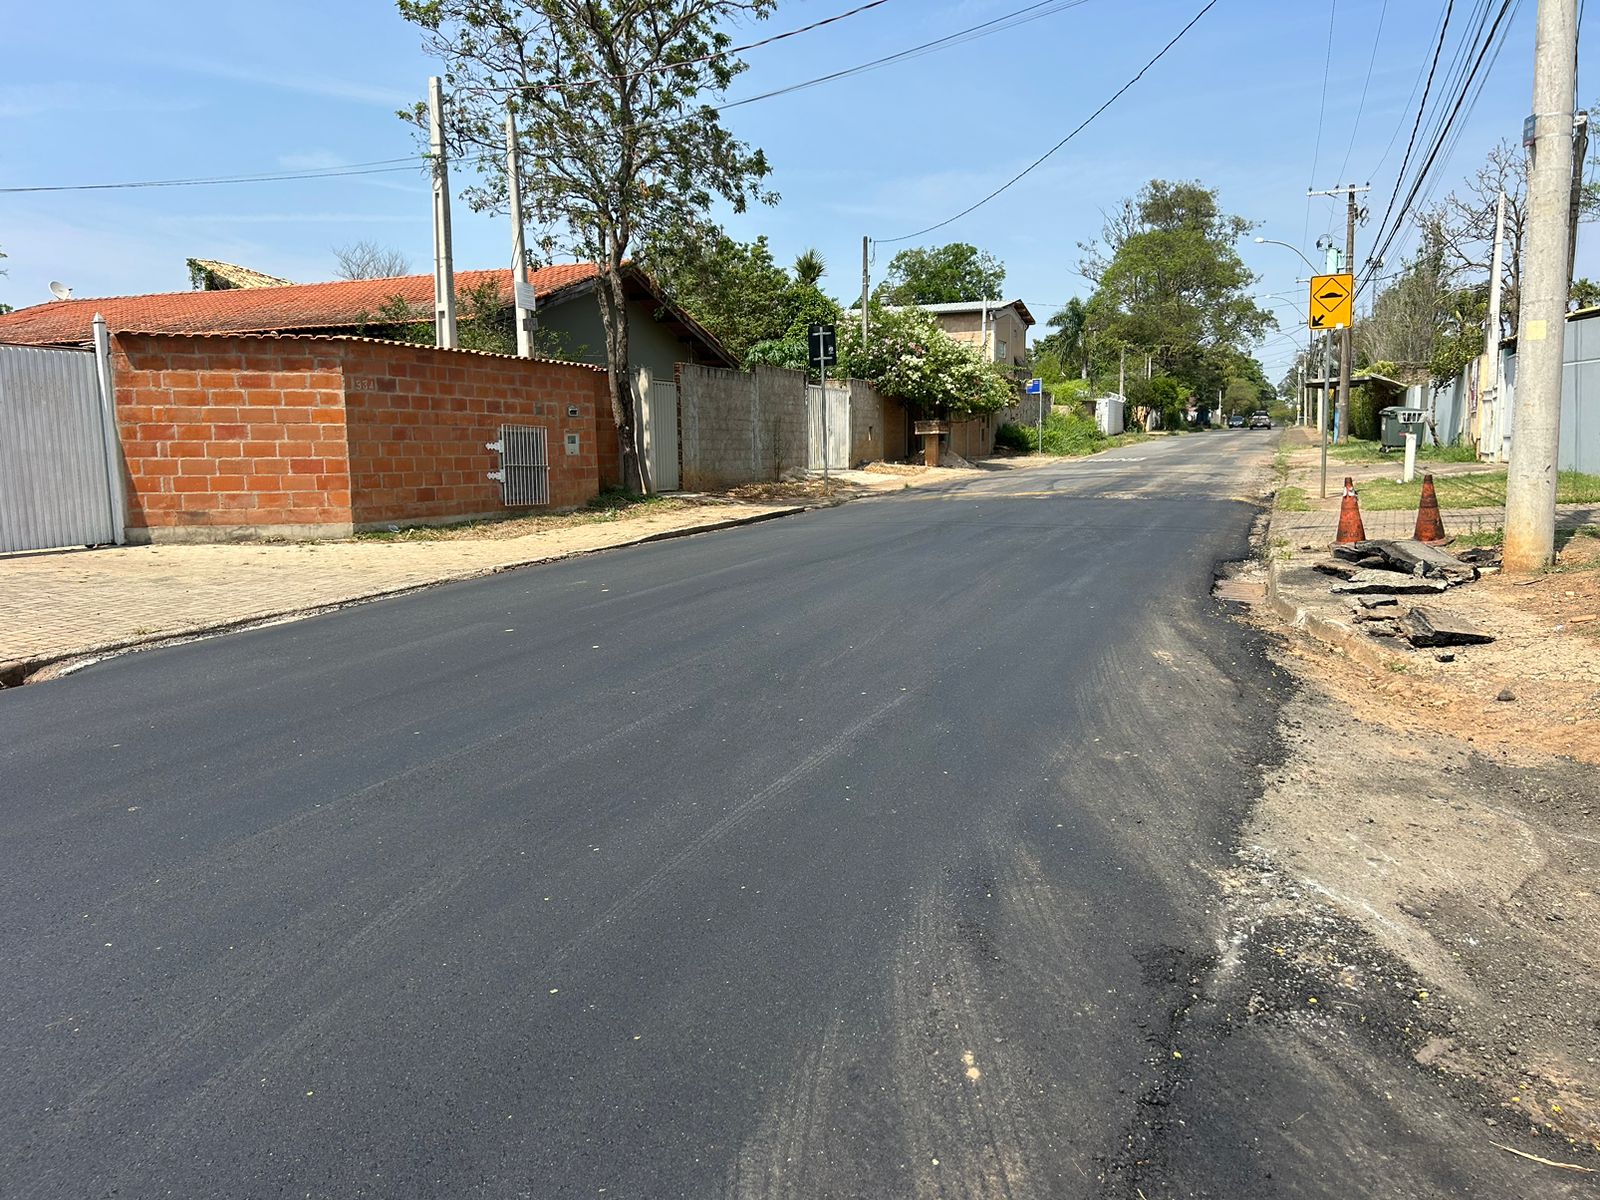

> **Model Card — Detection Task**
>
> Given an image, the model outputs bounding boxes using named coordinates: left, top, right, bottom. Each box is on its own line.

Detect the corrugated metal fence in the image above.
left=0, top=332, right=125, bottom=553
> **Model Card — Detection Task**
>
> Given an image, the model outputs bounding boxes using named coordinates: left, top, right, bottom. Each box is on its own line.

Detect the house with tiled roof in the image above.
left=0, top=262, right=736, bottom=378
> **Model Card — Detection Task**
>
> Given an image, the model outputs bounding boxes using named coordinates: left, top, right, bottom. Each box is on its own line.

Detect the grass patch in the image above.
left=1328, top=437, right=1479, bottom=465
left=1355, top=470, right=1600, bottom=512
left=354, top=488, right=687, bottom=542
left=1450, top=527, right=1504, bottom=548
left=1275, top=485, right=1311, bottom=512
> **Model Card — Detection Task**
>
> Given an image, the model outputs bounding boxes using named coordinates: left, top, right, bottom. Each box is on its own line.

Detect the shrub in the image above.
left=996, top=422, right=1035, bottom=451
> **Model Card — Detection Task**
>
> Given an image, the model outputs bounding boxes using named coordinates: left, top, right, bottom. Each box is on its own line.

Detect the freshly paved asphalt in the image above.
left=3, top=432, right=1515, bottom=1198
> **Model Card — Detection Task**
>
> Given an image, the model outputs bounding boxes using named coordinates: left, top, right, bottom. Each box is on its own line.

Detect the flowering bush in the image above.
left=837, top=305, right=1014, bottom=416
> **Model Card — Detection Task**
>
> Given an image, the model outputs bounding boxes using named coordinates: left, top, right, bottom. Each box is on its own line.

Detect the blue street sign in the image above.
left=1025, top=378, right=1042, bottom=394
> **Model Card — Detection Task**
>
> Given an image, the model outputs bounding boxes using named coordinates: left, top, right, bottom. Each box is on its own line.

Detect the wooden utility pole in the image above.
left=1505, top=0, right=1579, bottom=571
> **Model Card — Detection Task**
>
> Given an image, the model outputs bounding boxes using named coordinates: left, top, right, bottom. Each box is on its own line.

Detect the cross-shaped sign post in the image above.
left=809, top=324, right=838, bottom=481
left=1025, top=377, right=1044, bottom=452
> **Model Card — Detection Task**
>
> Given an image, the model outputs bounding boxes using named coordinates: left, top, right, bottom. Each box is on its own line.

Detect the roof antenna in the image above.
left=48, top=281, right=73, bottom=301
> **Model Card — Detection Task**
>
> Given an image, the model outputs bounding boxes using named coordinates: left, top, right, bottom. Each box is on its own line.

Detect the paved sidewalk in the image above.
left=0, top=502, right=804, bottom=678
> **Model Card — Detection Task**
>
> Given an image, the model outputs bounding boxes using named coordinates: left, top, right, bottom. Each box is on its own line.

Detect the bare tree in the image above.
left=333, top=240, right=411, bottom=280
left=1419, top=140, right=1529, bottom=339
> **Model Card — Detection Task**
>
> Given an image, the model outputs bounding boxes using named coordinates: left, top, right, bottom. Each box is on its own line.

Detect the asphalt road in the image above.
left=2, top=432, right=1528, bottom=1198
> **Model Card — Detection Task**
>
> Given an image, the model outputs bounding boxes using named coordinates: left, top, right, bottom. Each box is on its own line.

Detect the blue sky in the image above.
left=2, top=0, right=1592, bottom=382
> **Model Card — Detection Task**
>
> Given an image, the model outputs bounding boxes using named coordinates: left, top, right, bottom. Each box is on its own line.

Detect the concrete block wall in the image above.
left=678, top=363, right=759, bottom=489
left=340, top=341, right=605, bottom=524
left=113, top=333, right=353, bottom=541
left=751, top=366, right=808, bottom=480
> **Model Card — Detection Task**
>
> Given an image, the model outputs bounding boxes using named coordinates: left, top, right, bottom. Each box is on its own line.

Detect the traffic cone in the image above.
left=1414, top=473, right=1447, bottom=544
left=1335, top=476, right=1367, bottom=545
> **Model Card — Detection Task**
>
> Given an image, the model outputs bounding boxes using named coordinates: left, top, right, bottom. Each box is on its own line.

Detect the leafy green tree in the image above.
left=399, top=0, right=775, bottom=493
left=640, top=226, right=793, bottom=361
left=1078, top=181, right=1274, bottom=391
left=875, top=242, right=1005, bottom=305
left=838, top=304, right=1013, bottom=416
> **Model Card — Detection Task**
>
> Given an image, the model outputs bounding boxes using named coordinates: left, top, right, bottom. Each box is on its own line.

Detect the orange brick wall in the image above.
left=113, top=334, right=352, bottom=539
left=340, top=341, right=605, bottom=525
left=112, top=333, right=611, bottom=541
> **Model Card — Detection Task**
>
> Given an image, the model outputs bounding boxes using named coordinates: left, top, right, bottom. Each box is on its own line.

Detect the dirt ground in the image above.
left=1239, top=531, right=1600, bottom=1165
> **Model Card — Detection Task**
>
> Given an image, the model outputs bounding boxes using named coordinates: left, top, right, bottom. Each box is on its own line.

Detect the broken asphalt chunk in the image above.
left=1330, top=570, right=1451, bottom=595
left=1400, top=606, right=1494, bottom=648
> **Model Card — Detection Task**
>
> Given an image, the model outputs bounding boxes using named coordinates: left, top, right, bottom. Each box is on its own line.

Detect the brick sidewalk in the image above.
left=0, top=502, right=804, bottom=677
left=1276, top=434, right=1600, bottom=542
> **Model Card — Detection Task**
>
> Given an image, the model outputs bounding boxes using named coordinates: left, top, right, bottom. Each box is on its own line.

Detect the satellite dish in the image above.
left=48, top=281, right=73, bottom=301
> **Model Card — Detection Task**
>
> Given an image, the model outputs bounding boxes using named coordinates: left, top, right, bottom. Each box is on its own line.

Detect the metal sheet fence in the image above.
left=0, top=340, right=124, bottom=553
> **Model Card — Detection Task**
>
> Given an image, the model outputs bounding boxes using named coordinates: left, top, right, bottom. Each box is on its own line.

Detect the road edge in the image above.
left=0, top=502, right=813, bottom=688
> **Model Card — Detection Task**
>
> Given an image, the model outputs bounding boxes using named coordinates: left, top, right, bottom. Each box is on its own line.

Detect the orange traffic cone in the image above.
left=1414, top=473, right=1447, bottom=544
left=1335, top=476, right=1367, bottom=545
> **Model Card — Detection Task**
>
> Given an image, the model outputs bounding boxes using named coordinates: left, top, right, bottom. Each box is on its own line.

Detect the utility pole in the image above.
left=860, top=237, right=870, bottom=341
left=428, top=76, right=458, bottom=350
left=1482, top=191, right=1507, bottom=457
left=1309, top=184, right=1370, bottom=443
left=1505, top=0, right=1579, bottom=572
left=506, top=103, right=532, bottom=358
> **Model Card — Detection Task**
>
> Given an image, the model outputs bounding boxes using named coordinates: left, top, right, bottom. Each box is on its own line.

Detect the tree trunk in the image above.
left=595, top=263, right=648, bottom=494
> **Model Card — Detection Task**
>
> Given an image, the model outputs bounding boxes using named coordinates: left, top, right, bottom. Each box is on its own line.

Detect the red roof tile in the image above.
left=0, top=263, right=600, bottom=346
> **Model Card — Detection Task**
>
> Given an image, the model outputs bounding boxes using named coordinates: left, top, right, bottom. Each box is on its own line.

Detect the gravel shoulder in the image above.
left=1233, top=507, right=1600, bottom=1173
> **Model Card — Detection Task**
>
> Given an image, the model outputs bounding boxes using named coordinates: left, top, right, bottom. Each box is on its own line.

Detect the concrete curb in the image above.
left=1263, top=555, right=1400, bottom=673
left=0, top=502, right=813, bottom=688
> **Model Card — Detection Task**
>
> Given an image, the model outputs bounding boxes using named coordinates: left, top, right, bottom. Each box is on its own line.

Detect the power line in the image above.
left=2, top=0, right=1070, bottom=195
left=715, top=0, right=1092, bottom=114
left=875, top=0, right=1218, bottom=245
left=1360, top=0, right=1516, bottom=293
left=1363, top=0, right=1456, bottom=265
left=486, top=0, right=899, bottom=93
left=1303, top=0, right=1340, bottom=247
left=1334, top=0, right=1390, bottom=184
left=0, top=158, right=423, bottom=194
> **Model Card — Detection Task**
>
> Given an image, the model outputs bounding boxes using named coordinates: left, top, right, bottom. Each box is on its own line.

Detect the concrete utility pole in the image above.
left=860, top=237, right=870, bottom=341
left=428, top=76, right=458, bottom=350
left=506, top=103, right=532, bottom=358
left=1482, top=191, right=1507, bottom=457
left=1505, top=0, right=1579, bottom=572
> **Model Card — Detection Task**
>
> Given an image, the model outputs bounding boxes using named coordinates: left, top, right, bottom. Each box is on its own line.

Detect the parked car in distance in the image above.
left=1227, top=414, right=1246, bottom=428
left=1249, top=411, right=1273, bottom=429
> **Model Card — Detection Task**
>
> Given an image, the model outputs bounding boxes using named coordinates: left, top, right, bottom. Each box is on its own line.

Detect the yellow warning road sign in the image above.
left=1308, top=273, right=1353, bottom=330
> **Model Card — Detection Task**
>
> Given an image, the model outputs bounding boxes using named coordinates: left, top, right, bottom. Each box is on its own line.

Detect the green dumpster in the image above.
left=1379, top=406, right=1426, bottom=450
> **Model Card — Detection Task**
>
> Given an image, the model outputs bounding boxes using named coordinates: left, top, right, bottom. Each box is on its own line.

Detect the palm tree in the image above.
left=793, top=248, right=826, bottom=287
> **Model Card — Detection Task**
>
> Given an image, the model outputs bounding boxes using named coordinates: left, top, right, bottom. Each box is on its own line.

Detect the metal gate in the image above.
left=805, top=383, right=850, bottom=470
left=638, top=368, right=680, bottom=492
left=0, top=328, right=126, bottom=554
left=487, top=424, right=550, bottom=505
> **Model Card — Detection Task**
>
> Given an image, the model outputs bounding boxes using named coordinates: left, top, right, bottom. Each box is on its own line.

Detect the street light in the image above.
left=1253, top=236, right=1319, bottom=272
